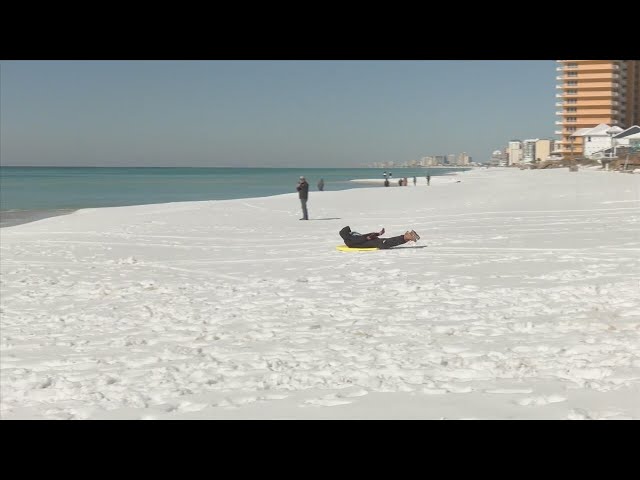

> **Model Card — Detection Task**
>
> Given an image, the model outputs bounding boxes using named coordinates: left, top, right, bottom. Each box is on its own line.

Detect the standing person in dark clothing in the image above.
left=296, top=176, right=309, bottom=220
left=339, top=226, right=420, bottom=249
left=426, top=175, right=431, bottom=186
left=317, top=178, right=325, bottom=191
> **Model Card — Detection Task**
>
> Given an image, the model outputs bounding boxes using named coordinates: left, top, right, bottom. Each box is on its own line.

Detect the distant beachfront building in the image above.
left=421, top=156, right=436, bottom=166
left=615, top=125, right=640, bottom=150
left=446, top=154, right=456, bottom=165
left=490, top=149, right=507, bottom=166
left=572, top=123, right=640, bottom=159
left=434, top=155, right=446, bottom=165
left=535, top=139, right=553, bottom=162
left=571, top=124, right=614, bottom=158
left=522, top=139, right=538, bottom=163
left=554, top=60, right=640, bottom=159
left=456, top=152, right=471, bottom=165
left=507, top=140, right=522, bottom=166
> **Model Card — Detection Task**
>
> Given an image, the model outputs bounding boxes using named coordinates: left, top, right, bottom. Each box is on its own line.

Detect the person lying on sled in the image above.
left=339, top=226, right=420, bottom=249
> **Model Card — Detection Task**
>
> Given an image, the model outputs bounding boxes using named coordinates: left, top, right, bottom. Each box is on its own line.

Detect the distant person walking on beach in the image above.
left=296, top=176, right=309, bottom=220
left=384, top=178, right=390, bottom=187
left=413, top=176, right=417, bottom=186
left=339, top=226, right=420, bottom=249
left=317, top=178, right=325, bottom=191
left=426, top=175, right=431, bottom=186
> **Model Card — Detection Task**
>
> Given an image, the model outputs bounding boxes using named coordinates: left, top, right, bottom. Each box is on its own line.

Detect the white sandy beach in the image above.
left=1, top=167, right=639, bottom=420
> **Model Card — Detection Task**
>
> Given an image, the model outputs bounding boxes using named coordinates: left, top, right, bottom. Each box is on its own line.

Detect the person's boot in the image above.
left=403, top=231, right=419, bottom=242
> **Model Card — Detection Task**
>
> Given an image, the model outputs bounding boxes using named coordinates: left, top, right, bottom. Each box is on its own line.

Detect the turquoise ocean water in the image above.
left=0, top=167, right=468, bottom=227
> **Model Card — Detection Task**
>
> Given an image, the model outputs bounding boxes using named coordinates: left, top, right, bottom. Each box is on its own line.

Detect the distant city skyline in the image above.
left=367, top=151, right=474, bottom=168
left=1, top=60, right=557, bottom=167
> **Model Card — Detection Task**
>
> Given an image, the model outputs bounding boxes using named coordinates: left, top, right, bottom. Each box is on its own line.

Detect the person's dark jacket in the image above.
left=297, top=180, right=309, bottom=199
left=339, top=226, right=381, bottom=248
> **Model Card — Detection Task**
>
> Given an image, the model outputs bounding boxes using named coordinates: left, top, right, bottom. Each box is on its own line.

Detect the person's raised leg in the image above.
left=379, top=235, right=408, bottom=249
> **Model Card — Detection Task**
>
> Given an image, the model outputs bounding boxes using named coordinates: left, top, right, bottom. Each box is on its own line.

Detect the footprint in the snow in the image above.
left=421, top=387, right=448, bottom=395
left=259, top=394, right=289, bottom=401
left=517, top=394, right=567, bottom=406
left=304, top=394, right=353, bottom=407
left=337, top=389, right=369, bottom=398
left=177, top=401, right=208, bottom=413
left=484, top=388, right=534, bottom=395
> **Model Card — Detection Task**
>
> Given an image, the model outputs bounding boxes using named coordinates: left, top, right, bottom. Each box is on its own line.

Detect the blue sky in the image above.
left=1, top=60, right=557, bottom=167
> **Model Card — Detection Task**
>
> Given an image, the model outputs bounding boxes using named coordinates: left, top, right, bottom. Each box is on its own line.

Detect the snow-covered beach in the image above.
left=1, top=167, right=639, bottom=419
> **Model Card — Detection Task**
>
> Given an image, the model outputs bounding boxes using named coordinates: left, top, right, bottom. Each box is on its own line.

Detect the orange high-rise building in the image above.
left=554, top=60, right=640, bottom=158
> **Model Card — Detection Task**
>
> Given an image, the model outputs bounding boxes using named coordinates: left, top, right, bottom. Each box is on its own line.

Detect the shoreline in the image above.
left=0, top=166, right=620, bottom=229
left=0, top=208, right=78, bottom=229
left=0, top=166, right=474, bottom=229
left=0, top=171, right=468, bottom=229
